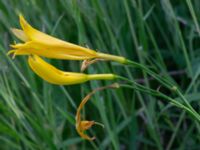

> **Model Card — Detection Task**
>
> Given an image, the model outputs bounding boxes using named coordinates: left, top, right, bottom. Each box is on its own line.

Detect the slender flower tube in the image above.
left=28, top=55, right=116, bottom=85
left=8, top=15, right=126, bottom=63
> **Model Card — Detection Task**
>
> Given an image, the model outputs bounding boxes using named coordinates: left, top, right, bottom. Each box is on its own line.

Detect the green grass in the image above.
left=1, top=0, right=200, bottom=149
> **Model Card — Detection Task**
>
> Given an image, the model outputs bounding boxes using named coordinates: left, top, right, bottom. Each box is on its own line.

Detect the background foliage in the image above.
left=0, top=0, right=200, bottom=149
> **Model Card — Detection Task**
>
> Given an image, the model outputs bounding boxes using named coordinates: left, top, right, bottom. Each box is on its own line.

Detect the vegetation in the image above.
left=0, top=0, right=200, bottom=149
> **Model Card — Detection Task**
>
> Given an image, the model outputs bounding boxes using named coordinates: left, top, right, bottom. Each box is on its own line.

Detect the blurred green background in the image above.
left=1, top=0, right=200, bottom=149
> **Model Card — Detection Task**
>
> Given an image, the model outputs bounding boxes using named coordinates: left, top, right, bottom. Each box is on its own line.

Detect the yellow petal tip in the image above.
left=19, top=14, right=25, bottom=21
left=10, top=44, right=20, bottom=49
left=10, top=28, right=28, bottom=42
left=19, top=14, right=29, bottom=30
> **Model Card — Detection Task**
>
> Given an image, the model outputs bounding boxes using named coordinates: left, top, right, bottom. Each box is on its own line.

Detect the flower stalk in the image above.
left=116, top=75, right=200, bottom=122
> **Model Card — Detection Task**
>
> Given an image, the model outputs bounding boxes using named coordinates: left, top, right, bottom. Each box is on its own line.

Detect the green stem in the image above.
left=88, top=74, right=115, bottom=80
left=125, top=59, right=173, bottom=89
left=116, top=75, right=200, bottom=122
left=124, top=59, right=200, bottom=118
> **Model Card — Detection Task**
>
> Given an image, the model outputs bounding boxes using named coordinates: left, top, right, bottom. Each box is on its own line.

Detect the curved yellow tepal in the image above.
left=28, top=55, right=116, bottom=85
left=11, top=28, right=28, bottom=42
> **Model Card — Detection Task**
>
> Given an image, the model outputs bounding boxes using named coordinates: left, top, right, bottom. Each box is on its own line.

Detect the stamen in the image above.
left=7, top=50, right=17, bottom=59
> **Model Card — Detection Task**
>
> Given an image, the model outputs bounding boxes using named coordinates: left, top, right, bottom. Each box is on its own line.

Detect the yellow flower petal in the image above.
left=19, top=15, right=97, bottom=54
left=19, top=14, right=66, bottom=45
left=11, top=28, right=29, bottom=42
left=11, top=41, right=97, bottom=60
left=7, top=49, right=30, bottom=59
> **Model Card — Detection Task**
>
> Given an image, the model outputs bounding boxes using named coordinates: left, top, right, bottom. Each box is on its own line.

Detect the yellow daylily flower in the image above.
left=8, top=15, right=126, bottom=63
left=76, top=83, right=119, bottom=140
left=28, top=55, right=116, bottom=85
